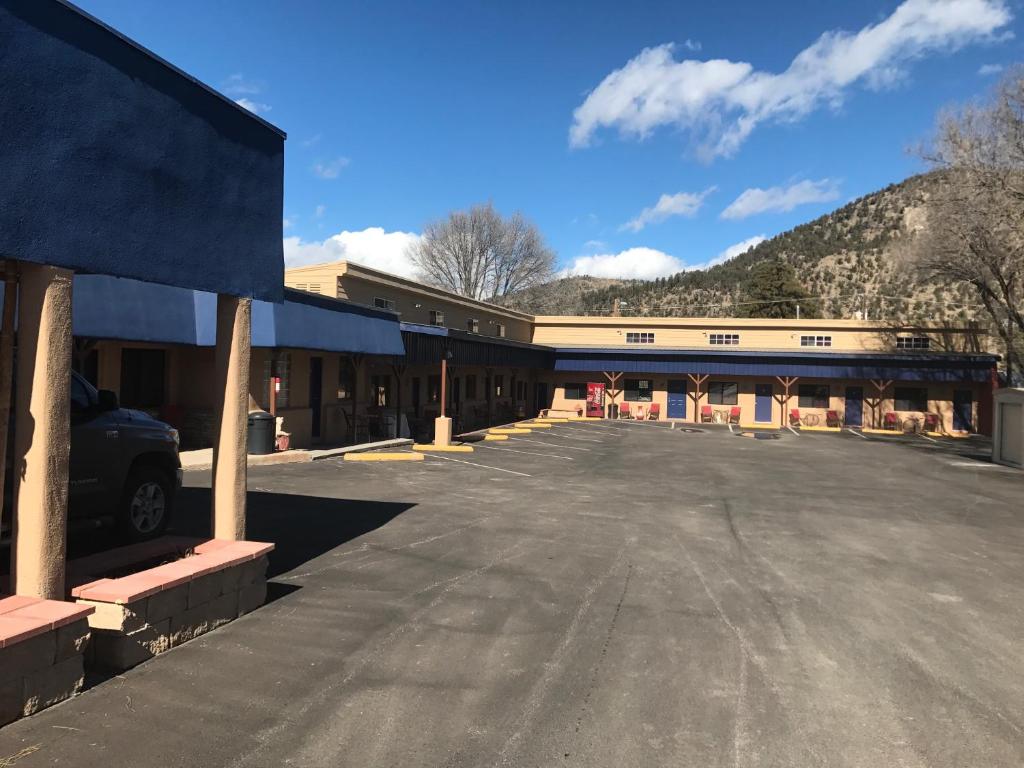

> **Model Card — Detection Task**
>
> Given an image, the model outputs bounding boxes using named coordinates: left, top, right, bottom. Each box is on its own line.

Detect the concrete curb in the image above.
left=309, top=439, right=413, bottom=460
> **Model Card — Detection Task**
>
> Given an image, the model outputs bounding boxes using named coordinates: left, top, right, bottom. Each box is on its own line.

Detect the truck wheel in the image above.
left=118, top=466, right=173, bottom=541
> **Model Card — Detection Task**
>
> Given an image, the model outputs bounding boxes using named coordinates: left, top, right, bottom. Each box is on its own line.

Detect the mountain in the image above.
left=500, top=172, right=977, bottom=323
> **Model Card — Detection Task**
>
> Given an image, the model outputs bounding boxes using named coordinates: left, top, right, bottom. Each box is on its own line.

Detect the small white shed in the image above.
left=993, top=388, right=1024, bottom=468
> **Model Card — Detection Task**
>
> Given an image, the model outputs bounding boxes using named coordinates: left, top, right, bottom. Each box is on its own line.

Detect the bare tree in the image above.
left=915, top=70, right=1024, bottom=382
left=409, top=203, right=555, bottom=300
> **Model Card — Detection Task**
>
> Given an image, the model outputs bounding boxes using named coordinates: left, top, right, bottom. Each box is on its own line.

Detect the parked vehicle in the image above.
left=2, top=371, right=182, bottom=544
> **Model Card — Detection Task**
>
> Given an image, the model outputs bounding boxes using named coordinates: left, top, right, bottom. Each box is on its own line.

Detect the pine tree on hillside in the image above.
left=741, top=258, right=818, bottom=319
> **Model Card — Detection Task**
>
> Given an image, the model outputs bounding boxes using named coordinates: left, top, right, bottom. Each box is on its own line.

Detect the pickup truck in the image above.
left=2, top=371, right=182, bottom=544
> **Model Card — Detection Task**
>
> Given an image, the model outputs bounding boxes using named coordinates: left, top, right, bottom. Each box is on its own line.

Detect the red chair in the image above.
left=700, top=405, right=713, bottom=423
left=883, top=412, right=899, bottom=431
left=619, top=402, right=632, bottom=419
left=789, top=408, right=801, bottom=427
left=648, top=403, right=661, bottom=420
left=728, top=406, right=741, bottom=424
left=923, top=413, right=940, bottom=433
left=826, top=410, right=841, bottom=428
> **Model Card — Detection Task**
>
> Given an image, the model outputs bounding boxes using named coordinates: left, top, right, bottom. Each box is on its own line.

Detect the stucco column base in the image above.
left=211, top=295, right=252, bottom=541
left=11, top=264, right=73, bottom=600
left=434, top=417, right=453, bottom=447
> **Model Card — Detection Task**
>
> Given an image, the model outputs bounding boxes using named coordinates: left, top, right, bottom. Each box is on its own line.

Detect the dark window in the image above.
left=120, top=348, right=165, bottom=408
left=624, top=379, right=653, bottom=402
left=338, top=357, right=354, bottom=399
left=467, top=319, right=480, bottom=333
left=465, top=375, right=477, bottom=400
left=427, top=375, right=441, bottom=403
left=896, top=336, right=930, bottom=350
left=374, top=296, right=395, bottom=310
left=895, top=387, right=928, bottom=412
left=564, top=382, right=586, bottom=400
left=625, top=332, right=655, bottom=344
left=798, top=384, right=830, bottom=408
left=495, top=323, right=506, bottom=338
left=516, top=380, right=527, bottom=400
left=262, top=351, right=291, bottom=409
left=708, top=381, right=738, bottom=405
left=709, top=333, right=740, bottom=345
left=494, top=375, right=505, bottom=397
left=429, top=310, right=445, bottom=326
left=70, top=375, right=92, bottom=413
left=800, top=335, right=832, bottom=347
left=411, top=377, right=421, bottom=415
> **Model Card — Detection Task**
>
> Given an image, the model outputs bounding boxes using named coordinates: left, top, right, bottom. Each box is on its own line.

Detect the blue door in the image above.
left=667, top=380, right=687, bottom=419
left=844, top=386, right=863, bottom=427
left=755, top=383, right=773, bottom=423
left=954, top=389, right=973, bottom=431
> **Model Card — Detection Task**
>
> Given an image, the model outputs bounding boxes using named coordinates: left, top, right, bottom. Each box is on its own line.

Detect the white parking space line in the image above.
left=787, top=426, right=801, bottom=436
left=917, top=432, right=938, bottom=443
left=559, top=425, right=624, bottom=434
left=511, top=437, right=592, bottom=451
left=475, top=444, right=575, bottom=460
left=542, top=432, right=604, bottom=443
left=846, top=428, right=869, bottom=440
left=419, top=453, right=532, bottom=477
left=727, top=423, right=735, bottom=434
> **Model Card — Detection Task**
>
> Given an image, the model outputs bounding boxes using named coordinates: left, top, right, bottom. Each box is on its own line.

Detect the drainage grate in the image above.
left=736, top=431, right=780, bottom=440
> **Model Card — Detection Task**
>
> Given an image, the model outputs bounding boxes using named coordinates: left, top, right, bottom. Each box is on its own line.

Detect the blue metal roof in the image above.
left=553, top=348, right=998, bottom=383
left=68, top=277, right=403, bottom=355
left=0, top=0, right=284, bottom=301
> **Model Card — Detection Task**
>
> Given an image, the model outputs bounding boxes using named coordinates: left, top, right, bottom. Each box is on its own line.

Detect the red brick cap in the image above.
left=0, top=596, right=95, bottom=648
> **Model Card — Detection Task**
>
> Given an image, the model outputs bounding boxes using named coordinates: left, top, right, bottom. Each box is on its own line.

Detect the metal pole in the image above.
left=440, top=357, right=447, bottom=419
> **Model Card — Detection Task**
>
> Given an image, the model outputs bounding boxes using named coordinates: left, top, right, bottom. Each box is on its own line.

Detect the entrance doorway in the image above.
left=954, top=389, right=973, bottom=431
left=309, top=356, right=323, bottom=439
left=754, top=383, right=772, bottom=423
left=667, top=380, right=687, bottom=419
left=534, top=382, right=548, bottom=413
left=844, top=386, right=863, bottom=427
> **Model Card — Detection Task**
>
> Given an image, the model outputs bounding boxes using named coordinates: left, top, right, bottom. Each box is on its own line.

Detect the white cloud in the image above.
left=682, top=39, right=702, bottom=52
left=562, top=247, right=685, bottom=279
left=706, top=234, right=767, bottom=266
left=302, top=133, right=323, bottom=147
left=621, top=187, right=715, bottom=232
left=283, top=217, right=294, bottom=230
left=223, top=73, right=262, bottom=96
left=978, top=62, right=1004, bottom=75
left=720, top=179, right=840, bottom=220
left=312, top=157, right=351, bottom=179
left=314, top=204, right=326, bottom=218
left=583, top=239, right=607, bottom=251
left=235, top=98, right=271, bottom=115
left=570, top=0, right=1011, bottom=158
left=283, top=227, right=422, bottom=277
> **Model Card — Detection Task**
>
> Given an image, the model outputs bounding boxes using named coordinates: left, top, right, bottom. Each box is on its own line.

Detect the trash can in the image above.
left=247, top=411, right=275, bottom=455
left=607, top=403, right=619, bottom=419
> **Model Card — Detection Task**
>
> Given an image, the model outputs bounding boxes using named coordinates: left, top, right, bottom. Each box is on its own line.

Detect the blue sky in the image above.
left=77, top=0, right=1021, bottom=280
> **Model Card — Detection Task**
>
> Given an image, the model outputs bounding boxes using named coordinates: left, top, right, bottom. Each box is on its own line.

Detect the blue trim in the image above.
left=400, top=322, right=449, bottom=337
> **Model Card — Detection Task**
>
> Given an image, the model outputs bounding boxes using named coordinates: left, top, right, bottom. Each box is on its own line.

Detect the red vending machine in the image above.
left=585, top=382, right=605, bottom=418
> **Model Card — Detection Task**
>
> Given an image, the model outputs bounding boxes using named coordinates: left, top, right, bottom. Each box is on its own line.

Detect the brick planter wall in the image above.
left=0, top=598, right=95, bottom=726
left=71, top=540, right=273, bottom=672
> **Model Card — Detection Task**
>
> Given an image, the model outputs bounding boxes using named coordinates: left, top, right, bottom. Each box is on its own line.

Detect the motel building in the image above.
left=284, top=262, right=999, bottom=436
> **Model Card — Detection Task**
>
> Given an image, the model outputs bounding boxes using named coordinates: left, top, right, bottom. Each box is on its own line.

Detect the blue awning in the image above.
left=1, top=0, right=284, bottom=301
left=553, top=348, right=998, bottom=383
left=66, top=276, right=403, bottom=356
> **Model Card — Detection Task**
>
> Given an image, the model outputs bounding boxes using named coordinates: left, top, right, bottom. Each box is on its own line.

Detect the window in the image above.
left=798, top=384, right=830, bottom=408
left=465, top=375, right=477, bottom=400
left=708, top=381, right=738, bottom=405
left=516, top=380, right=527, bottom=401
left=895, top=387, right=928, bottom=412
left=495, top=323, right=506, bottom=338
left=374, top=296, right=395, bottom=310
left=120, top=349, right=166, bottom=408
left=370, top=375, right=390, bottom=407
left=624, top=379, right=654, bottom=402
left=625, top=332, right=655, bottom=344
left=70, top=375, right=92, bottom=413
left=800, top=335, right=832, bottom=347
left=429, top=310, right=445, bottom=326
left=896, top=336, right=930, bottom=350
left=467, top=318, right=480, bottom=333
left=564, top=382, right=587, bottom=400
left=337, top=357, right=354, bottom=399
left=494, top=375, right=505, bottom=397
left=709, top=333, right=740, bottom=345
left=427, top=375, right=441, bottom=403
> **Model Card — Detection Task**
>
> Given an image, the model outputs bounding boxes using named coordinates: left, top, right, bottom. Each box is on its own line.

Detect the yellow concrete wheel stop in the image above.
left=344, top=452, right=424, bottom=462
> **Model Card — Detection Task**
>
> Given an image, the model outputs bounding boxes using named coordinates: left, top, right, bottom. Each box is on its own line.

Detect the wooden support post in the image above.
left=602, top=371, right=623, bottom=418
left=11, top=264, right=73, bottom=599
left=868, top=379, right=892, bottom=430
left=0, top=261, right=17, bottom=535
left=391, top=361, right=406, bottom=439
left=687, top=373, right=709, bottom=424
left=211, top=295, right=251, bottom=542
left=775, top=376, right=799, bottom=427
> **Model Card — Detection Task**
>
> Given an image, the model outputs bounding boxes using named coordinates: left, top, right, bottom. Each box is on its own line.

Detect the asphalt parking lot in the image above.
left=2, top=421, right=1023, bottom=767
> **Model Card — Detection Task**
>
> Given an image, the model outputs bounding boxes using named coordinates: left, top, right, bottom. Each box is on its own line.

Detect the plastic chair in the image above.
left=728, top=406, right=741, bottom=424
left=883, top=412, right=899, bottom=431
left=619, top=402, right=632, bottom=419
left=923, top=413, right=940, bottom=433
left=648, top=403, right=660, bottom=420
left=826, top=410, right=841, bottom=428
left=700, top=405, right=713, bottom=423
left=789, top=408, right=801, bottom=427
